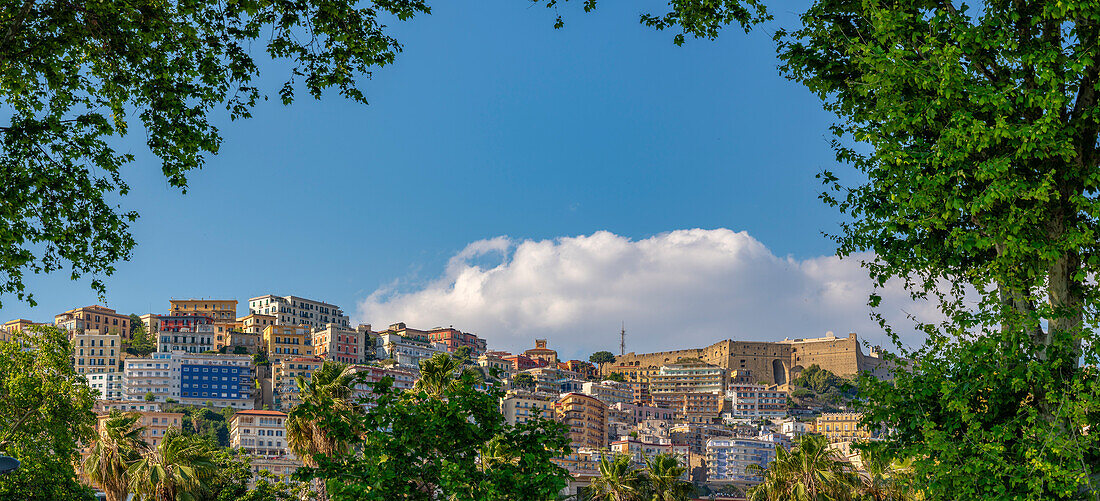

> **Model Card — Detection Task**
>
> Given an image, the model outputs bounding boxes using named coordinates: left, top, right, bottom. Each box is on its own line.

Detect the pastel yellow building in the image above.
left=1, top=319, right=46, bottom=341
left=263, top=325, right=313, bottom=361
left=169, top=299, right=238, bottom=321
left=72, top=330, right=122, bottom=375
left=815, top=412, right=876, bottom=443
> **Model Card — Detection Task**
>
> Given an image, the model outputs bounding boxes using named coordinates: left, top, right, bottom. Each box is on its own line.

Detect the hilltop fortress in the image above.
left=612, top=332, right=894, bottom=384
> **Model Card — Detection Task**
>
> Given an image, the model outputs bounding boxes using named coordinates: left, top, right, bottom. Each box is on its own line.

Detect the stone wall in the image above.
left=614, top=333, right=892, bottom=385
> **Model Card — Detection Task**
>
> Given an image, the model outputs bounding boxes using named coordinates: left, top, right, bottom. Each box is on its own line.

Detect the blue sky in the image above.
left=1, top=0, right=904, bottom=358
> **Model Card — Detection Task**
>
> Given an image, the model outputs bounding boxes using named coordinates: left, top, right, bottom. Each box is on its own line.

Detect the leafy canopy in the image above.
left=0, top=0, right=429, bottom=308
left=0, top=326, right=98, bottom=500
left=775, top=0, right=1100, bottom=497
left=293, top=369, right=572, bottom=500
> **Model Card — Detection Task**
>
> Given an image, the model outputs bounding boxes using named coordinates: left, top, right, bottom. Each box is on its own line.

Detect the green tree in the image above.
left=512, top=372, right=537, bottom=390
left=589, top=351, right=617, bottom=366
left=413, top=352, right=482, bottom=397
left=0, top=326, right=97, bottom=500
left=641, top=454, right=694, bottom=501
left=294, top=373, right=571, bottom=499
left=83, top=412, right=148, bottom=501
left=588, top=454, right=644, bottom=501
left=775, top=0, right=1100, bottom=497
left=200, top=448, right=304, bottom=501
left=0, top=0, right=431, bottom=308
left=128, top=324, right=157, bottom=357
left=128, top=430, right=218, bottom=501
left=747, top=434, right=859, bottom=501
left=605, top=372, right=627, bottom=383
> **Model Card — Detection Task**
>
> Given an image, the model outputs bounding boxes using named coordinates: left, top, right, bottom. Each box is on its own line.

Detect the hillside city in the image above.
left=2, top=296, right=897, bottom=498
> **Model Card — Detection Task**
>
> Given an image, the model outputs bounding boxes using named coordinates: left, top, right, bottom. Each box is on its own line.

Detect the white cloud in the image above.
left=357, top=229, right=936, bottom=360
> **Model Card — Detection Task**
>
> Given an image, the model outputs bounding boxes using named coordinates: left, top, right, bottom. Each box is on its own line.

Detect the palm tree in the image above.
left=641, top=453, right=694, bottom=501
left=413, top=352, right=482, bottom=397
left=589, top=454, right=645, bottom=501
left=83, top=412, right=148, bottom=501
left=286, top=361, right=361, bottom=467
left=856, top=445, right=921, bottom=501
left=747, top=434, right=859, bottom=501
left=128, top=431, right=217, bottom=501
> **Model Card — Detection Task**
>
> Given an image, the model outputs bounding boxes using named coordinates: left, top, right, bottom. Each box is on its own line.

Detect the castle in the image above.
left=611, top=332, right=894, bottom=384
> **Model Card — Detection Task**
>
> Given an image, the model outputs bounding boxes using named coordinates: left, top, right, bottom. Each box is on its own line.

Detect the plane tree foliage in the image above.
left=0, top=0, right=430, bottom=308
left=293, top=375, right=572, bottom=500
left=0, top=326, right=98, bottom=500
left=772, top=0, right=1100, bottom=498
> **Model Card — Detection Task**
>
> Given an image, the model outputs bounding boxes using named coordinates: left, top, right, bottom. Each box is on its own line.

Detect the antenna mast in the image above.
left=619, top=321, right=626, bottom=356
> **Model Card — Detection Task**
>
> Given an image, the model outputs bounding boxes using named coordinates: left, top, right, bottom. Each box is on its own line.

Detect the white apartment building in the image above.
left=123, top=352, right=254, bottom=409
left=123, top=353, right=180, bottom=402
left=86, top=371, right=123, bottom=399
left=157, top=323, right=216, bottom=353
left=581, top=381, right=633, bottom=406
left=230, top=410, right=291, bottom=458
left=706, top=435, right=785, bottom=485
left=727, top=384, right=789, bottom=419
left=376, top=332, right=448, bottom=368
left=248, top=295, right=350, bottom=330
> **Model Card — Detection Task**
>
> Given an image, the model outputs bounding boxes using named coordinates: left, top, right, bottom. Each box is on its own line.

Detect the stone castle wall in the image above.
left=614, top=333, right=889, bottom=385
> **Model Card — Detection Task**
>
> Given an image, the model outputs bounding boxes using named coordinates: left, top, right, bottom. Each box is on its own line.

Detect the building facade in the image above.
left=168, top=299, right=238, bottom=322
left=122, top=353, right=180, bottom=402
left=649, top=362, right=726, bottom=394
left=426, top=327, right=487, bottom=356
left=178, top=353, right=254, bottom=408
left=230, top=410, right=291, bottom=458
left=523, top=339, right=557, bottom=367
left=156, top=315, right=216, bottom=353
left=87, top=371, right=124, bottom=399
left=313, top=324, right=371, bottom=364
left=555, top=393, right=609, bottom=451
left=815, top=412, right=876, bottom=443
left=72, top=330, right=121, bottom=374
left=55, top=305, right=131, bottom=338
left=501, top=390, right=555, bottom=425
left=248, top=295, right=350, bottom=330
left=273, top=357, right=324, bottom=412
left=580, top=381, right=633, bottom=406
left=727, top=384, right=788, bottom=419
left=263, top=325, right=314, bottom=361
left=705, top=436, right=782, bottom=485
left=376, top=332, right=448, bottom=368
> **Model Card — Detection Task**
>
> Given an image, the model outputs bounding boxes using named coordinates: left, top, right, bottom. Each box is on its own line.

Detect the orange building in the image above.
left=427, top=327, right=487, bottom=355
left=169, top=299, right=238, bottom=322
left=555, top=393, right=608, bottom=450
left=54, top=305, right=131, bottom=338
